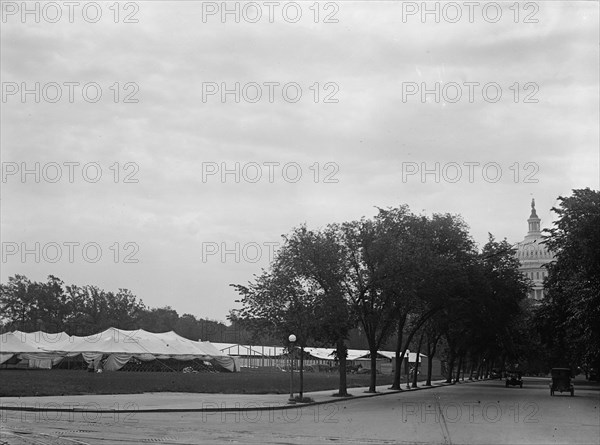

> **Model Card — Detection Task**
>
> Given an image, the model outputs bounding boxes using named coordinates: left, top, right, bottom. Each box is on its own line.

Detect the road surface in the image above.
left=2, top=377, right=598, bottom=444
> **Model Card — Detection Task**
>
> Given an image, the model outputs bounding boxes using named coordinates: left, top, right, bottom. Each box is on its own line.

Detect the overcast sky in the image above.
left=2, top=1, right=598, bottom=323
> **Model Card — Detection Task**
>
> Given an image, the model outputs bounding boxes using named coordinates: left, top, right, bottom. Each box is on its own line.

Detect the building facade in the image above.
left=514, top=199, right=555, bottom=300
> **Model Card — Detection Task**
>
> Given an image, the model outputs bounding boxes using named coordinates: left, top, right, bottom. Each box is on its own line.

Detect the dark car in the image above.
left=550, top=368, right=574, bottom=396
left=505, top=371, right=523, bottom=388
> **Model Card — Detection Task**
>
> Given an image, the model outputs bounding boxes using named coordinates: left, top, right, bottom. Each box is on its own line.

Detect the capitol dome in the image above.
left=514, top=199, right=555, bottom=300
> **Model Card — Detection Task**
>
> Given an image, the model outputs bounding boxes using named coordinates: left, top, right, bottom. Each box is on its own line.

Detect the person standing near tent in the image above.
left=95, top=356, right=104, bottom=372
left=87, top=355, right=103, bottom=372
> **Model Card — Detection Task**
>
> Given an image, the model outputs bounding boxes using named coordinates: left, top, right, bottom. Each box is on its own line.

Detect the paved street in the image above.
left=1, top=377, right=598, bottom=444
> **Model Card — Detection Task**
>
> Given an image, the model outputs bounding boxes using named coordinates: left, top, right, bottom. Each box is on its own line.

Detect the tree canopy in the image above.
left=537, top=188, right=600, bottom=370
left=230, top=203, right=533, bottom=392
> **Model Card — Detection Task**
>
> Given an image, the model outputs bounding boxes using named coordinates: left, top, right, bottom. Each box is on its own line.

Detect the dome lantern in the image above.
left=527, top=198, right=541, bottom=236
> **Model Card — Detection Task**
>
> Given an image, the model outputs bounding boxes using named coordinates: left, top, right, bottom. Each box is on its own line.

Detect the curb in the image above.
left=0, top=378, right=491, bottom=414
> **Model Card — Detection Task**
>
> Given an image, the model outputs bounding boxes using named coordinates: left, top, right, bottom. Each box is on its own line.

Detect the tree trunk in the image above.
left=392, top=308, right=441, bottom=390
left=369, top=348, right=378, bottom=392
left=425, top=334, right=439, bottom=386
left=453, top=356, right=459, bottom=384
left=426, top=352, right=434, bottom=385
left=336, top=340, right=348, bottom=397
left=391, top=314, right=407, bottom=390
left=445, top=349, right=455, bottom=383
left=402, top=327, right=423, bottom=389
left=454, top=355, right=463, bottom=384
left=476, top=359, right=485, bottom=380
left=412, top=332, right=424, bottom=388
left=468, top=357, right=476, bottom=380
left=426, top=337, right=433, bottom=386
left=484, top=359, right=491, bottom=378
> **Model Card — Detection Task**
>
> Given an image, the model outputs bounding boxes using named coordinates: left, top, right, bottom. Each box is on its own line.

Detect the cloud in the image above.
left=1, top=1, right=598, bottom=321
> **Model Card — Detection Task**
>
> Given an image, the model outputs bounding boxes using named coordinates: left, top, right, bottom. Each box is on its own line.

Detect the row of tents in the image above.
left=1, top=328, right=238, bottom=372
left=212, top=343, right=429, bottom=374
left=1, top=328, right=432, bottom=375
left=214, top=342, right=424, bottom=362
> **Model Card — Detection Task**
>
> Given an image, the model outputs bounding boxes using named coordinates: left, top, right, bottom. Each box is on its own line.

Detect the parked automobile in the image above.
left=550, top=368, right=574, bottom=396
left=505, top=371, right=523, bottom=388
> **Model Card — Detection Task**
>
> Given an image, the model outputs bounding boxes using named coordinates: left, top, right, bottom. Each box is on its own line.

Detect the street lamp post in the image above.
left=288, top=334, right=296, bottom=403
left=406, top=356, right=411, bottom=390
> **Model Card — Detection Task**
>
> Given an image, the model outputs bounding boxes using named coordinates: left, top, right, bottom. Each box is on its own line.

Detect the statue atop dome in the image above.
left=528, top=198, right=541, bottom=234
left=530, top=198, right=539, bottom=219
left=516, top=198, right=554, bottom=301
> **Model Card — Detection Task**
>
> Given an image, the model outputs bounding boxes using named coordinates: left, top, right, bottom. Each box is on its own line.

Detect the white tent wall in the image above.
left=1, top=329, right=238, bottom=372
left=0, top=332, right=64, bottom=367
left=11, top=330, right=75, bottom=351
left=0, top=354, right=14, bottom=366
left=9, top=331, right=79, bottom=368
left=61, top=328, right=238, bottom=372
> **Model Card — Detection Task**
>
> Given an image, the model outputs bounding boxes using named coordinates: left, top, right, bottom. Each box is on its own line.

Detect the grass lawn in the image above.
left=0, top=369, right=443, bottom=397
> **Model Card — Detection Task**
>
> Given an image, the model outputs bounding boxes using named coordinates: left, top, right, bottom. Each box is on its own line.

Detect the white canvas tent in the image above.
left=306, top=347, right=414, bottom=362
left=60, top=328, right=237, bottom=372
left=6, top=330, right=81, bottom=368
left=0, top=332, right=42, bottom=365
left=1, top=328, right=237, bottom=372
left=10, top=330, right=75, bottom=351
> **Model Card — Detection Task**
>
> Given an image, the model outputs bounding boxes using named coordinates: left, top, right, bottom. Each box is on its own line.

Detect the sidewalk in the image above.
left=1, top=378, right=479, bottom=413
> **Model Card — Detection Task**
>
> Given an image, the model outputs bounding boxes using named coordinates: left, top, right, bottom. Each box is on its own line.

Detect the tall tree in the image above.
left=443, top=235, right=529, bottom=381
left=340, top=217, right=400, bottom=392
left=373, top=208, right=431, bottom=391
left=540, top=188, right=600, bottom=370
left=230, top=242, right=320, bottom=399
left=282, top=224, right=357, bottom=396
left=0, top=275, right=37, bottom=331
left=388, top=212, right=476, bottom=389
